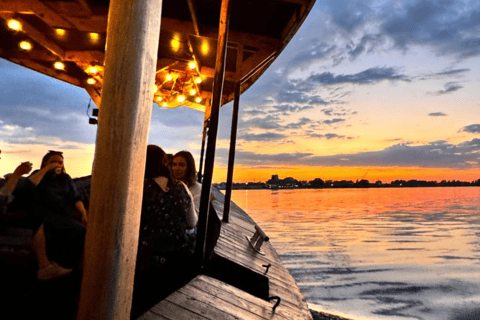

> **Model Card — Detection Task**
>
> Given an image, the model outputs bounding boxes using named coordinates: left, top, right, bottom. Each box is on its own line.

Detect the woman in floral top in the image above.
left=131, top=145, right=197, bottom=318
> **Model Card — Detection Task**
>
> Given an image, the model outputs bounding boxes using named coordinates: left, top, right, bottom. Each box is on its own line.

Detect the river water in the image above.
left=230, top=187, right=480, bottom=320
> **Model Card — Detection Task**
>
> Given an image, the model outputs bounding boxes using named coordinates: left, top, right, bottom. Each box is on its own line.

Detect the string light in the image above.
left=189, top=89, right=197, bottom=96
left=201, top=41, right=209, bottom=55
left=188, top=61, right=196, bottom=69
left=152, top=84, right=158, bottom=93
left=156, top=96, right=162, bottom=102
left=87, top=78, right=96, bottom=85
left=194, top=77, right=202, bottom=84
left=8, top=19, right=21, bottom=31
left=162, top=102, right=168, bottom=108
left=89, top=33, right=99, bottom=41
left=171, top=38, right=180, bottom=52
left=166, top=74, right=173, bottom=81
left=55, top=29, right=66, bottom=36
left=86, top=66, right=98, bottom=74
left=177, top=95, right=186, bottom=102
left=54, top=61, right=65, bottom=70
left=195, top=97, right=202, bottom=103
left=19, top=41, right=32, bottom=51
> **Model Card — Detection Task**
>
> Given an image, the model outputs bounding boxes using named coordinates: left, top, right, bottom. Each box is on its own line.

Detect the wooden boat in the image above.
left=0, top=0, right=317, bottom=319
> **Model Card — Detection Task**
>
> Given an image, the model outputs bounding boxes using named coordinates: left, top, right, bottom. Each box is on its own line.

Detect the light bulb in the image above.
left=195, top=97, right=202, bottom=103
left=177, top=95, right=186, bottom=102
left=19, top=41, right=32, bottom=51
left=87, top=78, right=96, bottom=85
left=8, top=19, right=21, bottom=31
left=189, top=89, right=196, bottom=96
left=54, top=61, right=65, bottom=70
left=188, top=61, right=196, bottom=69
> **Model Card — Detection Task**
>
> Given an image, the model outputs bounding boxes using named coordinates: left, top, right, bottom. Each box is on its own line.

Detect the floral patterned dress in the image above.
left=136, top=178, right=195, bottom=272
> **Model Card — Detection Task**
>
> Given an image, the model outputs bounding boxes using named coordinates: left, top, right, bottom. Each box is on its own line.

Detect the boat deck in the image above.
left=138, top=189, right=313, bottom=320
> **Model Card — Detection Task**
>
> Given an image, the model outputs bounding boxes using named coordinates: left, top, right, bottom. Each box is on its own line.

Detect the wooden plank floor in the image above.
left=141, top=189, right=313, bottom=320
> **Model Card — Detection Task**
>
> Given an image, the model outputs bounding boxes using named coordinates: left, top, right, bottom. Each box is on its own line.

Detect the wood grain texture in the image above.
left=77, top=0, right=163, bottom=319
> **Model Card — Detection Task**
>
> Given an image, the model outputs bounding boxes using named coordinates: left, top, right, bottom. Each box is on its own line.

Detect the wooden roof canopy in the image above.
left=0, top=0, right=315, bottom=112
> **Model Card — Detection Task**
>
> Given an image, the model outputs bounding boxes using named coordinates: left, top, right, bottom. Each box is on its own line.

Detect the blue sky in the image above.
left=1, top=0, right=479, bottom=182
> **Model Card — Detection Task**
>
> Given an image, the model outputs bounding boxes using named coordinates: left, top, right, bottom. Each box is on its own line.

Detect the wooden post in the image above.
left=195, top=0, right=232, bottom=268
left=77, top=0, right=162, bottom=319
left=223, top=81, right=240, bottom=223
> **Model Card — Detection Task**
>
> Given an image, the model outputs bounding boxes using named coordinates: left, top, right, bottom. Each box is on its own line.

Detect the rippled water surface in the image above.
left=230, top=187, right=480, bottom=320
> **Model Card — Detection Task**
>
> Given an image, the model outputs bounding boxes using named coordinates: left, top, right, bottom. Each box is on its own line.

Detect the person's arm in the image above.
left=181, top=182, right=198, bottom=229
left=75, top=200, right=88, bottom=226
left=0, top=162, right=32, bottom=196
left=28, top=163, right=61, bottom=186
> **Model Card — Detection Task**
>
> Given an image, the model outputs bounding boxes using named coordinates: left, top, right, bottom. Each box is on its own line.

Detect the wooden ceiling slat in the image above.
left=186, top=0, right=201, bottom=36
left=65, top=50, right=104, bottom=64
left=0, top=0, right=73, bottom=28
left=10, top=58, right=82, bottom=86
left=0, top=12, right=65, bottom=58
left=160, top=17, right=281, bottom=50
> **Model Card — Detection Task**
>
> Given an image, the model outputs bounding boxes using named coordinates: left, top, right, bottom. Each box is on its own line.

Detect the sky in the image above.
left=1, top=0, right=480, bottom=183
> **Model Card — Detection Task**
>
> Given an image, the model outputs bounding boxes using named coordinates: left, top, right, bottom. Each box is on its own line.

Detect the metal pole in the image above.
left=194, top=0, right=231, bottom=268
left=197, top=118, right=208, bottom=182
left=223, top=81, right=240, bottom=223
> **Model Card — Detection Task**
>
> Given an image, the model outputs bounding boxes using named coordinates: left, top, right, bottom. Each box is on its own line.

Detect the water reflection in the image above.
left=231, top=187, right=480, bottom=320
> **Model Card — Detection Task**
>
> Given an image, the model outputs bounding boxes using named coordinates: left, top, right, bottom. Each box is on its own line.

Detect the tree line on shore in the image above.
left=213, top=176, right=480, bottom=190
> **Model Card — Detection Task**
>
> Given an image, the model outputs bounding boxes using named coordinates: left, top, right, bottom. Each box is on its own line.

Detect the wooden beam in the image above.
left=0, top=0, right=73, bottom=28
left=84, top=84, right=102, bottom=108
left=238, top=48, right=276, bottom=81
left=186, top=0, right=200, bottom=36
left=65, top=50, right=105, bottom=64
left=76, top=0, right=163, bottom=319
left=10, top=58, right=82, bottom=87
left=0, top=12, right=65, bottom=58
left=200, top=65, right=235, bottom=82
left=160, top=17, right=281, bottom=49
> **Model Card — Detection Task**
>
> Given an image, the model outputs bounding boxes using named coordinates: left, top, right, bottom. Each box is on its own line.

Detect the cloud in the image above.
left=299, top=67, right=408, bottom=88
left=432, top=82, right=463, bottom=95
left=462, top=124, right=480, bottom=134
left=305, top=131, right=354, bottom=140
left=238, top=132, right=286, bottom=142
left=230, top=139, right=480, bottom=169
left=428, top=112, right=447, bottom=117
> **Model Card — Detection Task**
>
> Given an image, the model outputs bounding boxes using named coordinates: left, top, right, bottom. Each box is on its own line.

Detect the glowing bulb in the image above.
left=55, top=29, right=66, bottom=36
left=86, top=66, right=98, bottom=74
left=89, top=33, right=99, bottom=41
left=162, top=102, right=168, bottom=108
left=194, top=77, right=202, bottom=84
left=201, top=41, right=209, bottom=55
left=166, top=74, right=173, bottom=81
left=156, top=96, right=162, bottom=102
left=188, top=61, right=196, bottom=69
left=19, top=41, right=32, bottom=51
left=87, top=78, right=96, bottom=85
left=189, top=89, right=197, bottom=96
left=171, top=38, right=180, bottom=52
left=8, top=19, right=21, bottom=31
left=195, top=97, right=202, bottom=103
left=152, top=85, right=158, bottom=93
left=54, top=61, right=65, bottom=70
left=177, top=95, right=186, bottom=102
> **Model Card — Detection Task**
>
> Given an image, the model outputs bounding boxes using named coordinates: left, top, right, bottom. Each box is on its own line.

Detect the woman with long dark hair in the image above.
left=132, top=145, right=197, bottom=318
left=172, top=150, right=202, bottom=214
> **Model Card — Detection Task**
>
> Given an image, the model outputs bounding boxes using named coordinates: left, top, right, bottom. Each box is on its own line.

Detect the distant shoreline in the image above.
left=215, top=183, right=480, bottom=191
